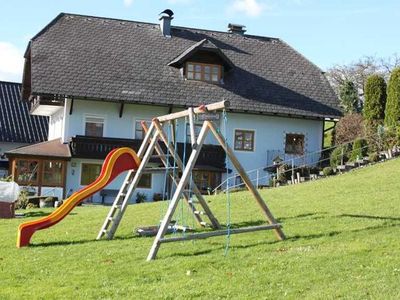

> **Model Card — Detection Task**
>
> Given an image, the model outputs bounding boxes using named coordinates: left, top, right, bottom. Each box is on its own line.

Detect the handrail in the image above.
left=213, top=131, right=386, bottom=194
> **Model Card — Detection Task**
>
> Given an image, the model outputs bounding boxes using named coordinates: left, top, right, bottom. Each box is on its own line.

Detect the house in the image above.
left=7, top=11, right=341, bottom=203
left=0, top=81, right=48, bottom=178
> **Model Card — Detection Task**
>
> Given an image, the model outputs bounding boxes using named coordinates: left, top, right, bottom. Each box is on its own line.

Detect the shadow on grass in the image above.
left=279, top=212, right=328, bottom=221
left=162, top=221, right=400, bottom=259
left=22, top=211, right=77, bottom=218
left=29, top=233, right=141, bottom=248
left=339, top=214, right=400, bottom=221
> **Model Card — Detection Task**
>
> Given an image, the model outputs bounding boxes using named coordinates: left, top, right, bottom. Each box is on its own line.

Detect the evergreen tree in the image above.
left=363, top=74, right=387, bottom=121
left=339, top=80, right=359, bottom=114
left=384, top=67, right=400, bottom=127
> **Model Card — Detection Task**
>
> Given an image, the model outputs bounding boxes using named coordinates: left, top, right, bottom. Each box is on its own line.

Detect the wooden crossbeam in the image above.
left=159, top=224, right=282, bottom=243
left=156, top=100, right=229, bottom=122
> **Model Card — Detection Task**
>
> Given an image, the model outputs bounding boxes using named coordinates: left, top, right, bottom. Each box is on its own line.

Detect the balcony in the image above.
left=30, top=95, right=64, bottom=116
left=69, top=135, right=226, bottom=170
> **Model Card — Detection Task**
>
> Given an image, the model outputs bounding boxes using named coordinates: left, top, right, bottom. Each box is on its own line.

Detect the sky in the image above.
left=0, top=0, right=399, bottom=82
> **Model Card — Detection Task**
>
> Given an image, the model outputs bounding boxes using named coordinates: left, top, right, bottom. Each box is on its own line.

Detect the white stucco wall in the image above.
left=65, top=158, right=165, bottom=204
left=48, top=108, right=64, bottom=140
left=220, top=112, right=323, bottom=186
left=60, top=99, right=323, bottom=199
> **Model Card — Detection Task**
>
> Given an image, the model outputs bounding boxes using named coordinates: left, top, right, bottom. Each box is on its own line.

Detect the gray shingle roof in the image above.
left=23, top=13, right=341, bottom=119
left=0, top=81, right=48, bottom=143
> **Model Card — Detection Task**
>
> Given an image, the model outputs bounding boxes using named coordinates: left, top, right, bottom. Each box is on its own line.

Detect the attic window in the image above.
left=186, top=62, right=221, bottom=83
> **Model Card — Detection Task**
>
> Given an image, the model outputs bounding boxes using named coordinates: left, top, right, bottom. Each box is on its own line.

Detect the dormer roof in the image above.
left=168, top=39, right=234, bottom=71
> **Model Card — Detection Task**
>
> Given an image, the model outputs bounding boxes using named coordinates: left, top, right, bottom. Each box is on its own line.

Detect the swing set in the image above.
left=97, top=100, right=285, bottom=260
left=17, top=100, right=285, bottom=260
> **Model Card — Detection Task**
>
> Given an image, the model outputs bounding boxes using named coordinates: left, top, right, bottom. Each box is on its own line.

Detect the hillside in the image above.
left=1, top=159, right=400, bottom=299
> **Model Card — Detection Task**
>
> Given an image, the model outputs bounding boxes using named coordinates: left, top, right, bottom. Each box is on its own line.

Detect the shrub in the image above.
left=136, top=192, right=147, bottom=203
left=322, top=167, right=334, bottom=176
left=334, top=114, right=365, bottom=145
left=339, top=80, right=359, bottom=114
left=364, top=75, right=387, bottom=122
left=365, top=121, right=384, bottom=152
left=15, top=190, right=29, bottom=210
left=26, top=203, right=38, bottom=209
left=384, top=67, right=400, bottom=127
left=350, top=138, right=368, bottom=161
left=368, top=152, right=379, bottom=162
left=330, top=145, right=349, bottom=167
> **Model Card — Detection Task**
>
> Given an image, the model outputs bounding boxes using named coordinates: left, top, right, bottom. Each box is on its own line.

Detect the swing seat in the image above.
left=135, top=223, right=194, bottom=237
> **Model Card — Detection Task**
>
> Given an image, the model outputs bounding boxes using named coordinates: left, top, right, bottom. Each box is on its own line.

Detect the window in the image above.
left=15, top=160, right=39, bottom=184
left=186, top=62, right=222, bottom=83
left=42, top=161, right=64, bottom=186
left=135, top=120, right=151, bottom=139
left=81, top=163, right=102, bottom=185
left=193, top=171, right=221, bottom=191
left=85, top=116, right=104, bottom=137
left=234, top=130, right=255, bottom=151
left=285, top=134, right=305, bottom=155
left=138, top=173, right=152, bottom=189
left=186, top=123, right=203, bottom=142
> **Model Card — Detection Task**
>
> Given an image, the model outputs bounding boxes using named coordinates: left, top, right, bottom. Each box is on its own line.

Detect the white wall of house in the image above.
left=56, top=98, right=323, bottom=199
left=48, top=108, right=64, bottom=140
left=65, top=158, right=165, bottom=204
left=221, top=112, right=323, bottom=186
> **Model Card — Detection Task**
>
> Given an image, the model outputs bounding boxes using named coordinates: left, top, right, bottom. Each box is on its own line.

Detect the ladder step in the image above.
left=200, top=221, right=208, bottom=227
left=194, top=210, right=205, bottom=215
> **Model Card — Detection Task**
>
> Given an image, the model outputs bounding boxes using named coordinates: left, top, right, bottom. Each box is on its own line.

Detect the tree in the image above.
left=339, top=80, right=359, bottom=114
left=384, top=67, right=400, bottom=127
left=334, top=113, right=365, bottom=145
left=363, top=74, right=387, bottom=122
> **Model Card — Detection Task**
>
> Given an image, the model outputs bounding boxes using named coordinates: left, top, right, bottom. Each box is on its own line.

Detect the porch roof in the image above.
left=6, top=138, right=71, bottom=160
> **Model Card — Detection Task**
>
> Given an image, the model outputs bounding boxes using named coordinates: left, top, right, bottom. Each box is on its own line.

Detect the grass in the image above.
left=1, top=159, right=400, bottom=299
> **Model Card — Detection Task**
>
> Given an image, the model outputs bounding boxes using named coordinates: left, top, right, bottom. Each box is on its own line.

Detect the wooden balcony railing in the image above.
left=70, top=135, right=226, bottom=169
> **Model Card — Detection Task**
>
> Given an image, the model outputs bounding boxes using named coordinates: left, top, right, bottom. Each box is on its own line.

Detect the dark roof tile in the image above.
left=0, top=81, right=48, bottom=143
left=24, top=13, right=341, bottom=119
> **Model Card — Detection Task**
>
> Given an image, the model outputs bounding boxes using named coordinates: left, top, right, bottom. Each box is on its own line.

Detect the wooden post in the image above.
left=147, top=122, right=210, bottom=261
left=141, top=122, right=205, bottom=227
left=207, top=121, right=285, bottom=241
left=152, top=120, right=221, bottom=230
left=188, top=107, right=197, bottom=147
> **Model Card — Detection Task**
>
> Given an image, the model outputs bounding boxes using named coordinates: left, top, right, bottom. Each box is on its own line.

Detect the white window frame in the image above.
left=134, top=119, right=152, bottom=139
left=83, top=114, right=106, bottom=137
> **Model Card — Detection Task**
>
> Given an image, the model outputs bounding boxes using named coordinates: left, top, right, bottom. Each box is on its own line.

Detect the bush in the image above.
left=330, top=145, right=349, bottom=167
left=350, top=138, right=368, bottom=161
left=364, top=75, right=387, bottom=121
left=322, top=167, right=334, bottom=176
left=339, top=80, right=359, bottom=114
left=136, top=192, right=147, bottom=203
left=385, top=67, right=400, bottom=127
left=15, top=190, right=29, bottom=210
left=334, top=114, right=365, bottom=145
left=368, top=152, right=379, bottom=162
left=26, top=203, right=38, bottom=209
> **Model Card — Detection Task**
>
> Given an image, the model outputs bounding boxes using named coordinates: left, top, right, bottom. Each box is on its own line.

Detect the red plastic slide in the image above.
left=17, top=147, right=140, bottom=247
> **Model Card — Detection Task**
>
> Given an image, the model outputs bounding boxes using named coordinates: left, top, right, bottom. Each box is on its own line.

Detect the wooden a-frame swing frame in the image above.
left=98, top=100, right=285, bottom=260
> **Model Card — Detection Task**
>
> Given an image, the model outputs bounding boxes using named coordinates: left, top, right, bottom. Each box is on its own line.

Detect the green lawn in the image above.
left=1, top=159, right=400, bottom=299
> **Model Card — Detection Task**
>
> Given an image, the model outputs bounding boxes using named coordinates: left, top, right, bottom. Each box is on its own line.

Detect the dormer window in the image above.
left=186, top=62, right=222, bottom=83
